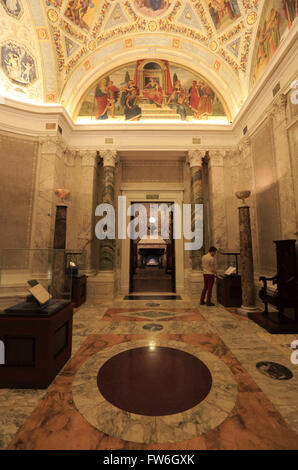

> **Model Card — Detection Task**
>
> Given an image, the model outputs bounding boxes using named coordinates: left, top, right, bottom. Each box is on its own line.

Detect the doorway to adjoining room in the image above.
left=129, top=202, right=175, bottom=293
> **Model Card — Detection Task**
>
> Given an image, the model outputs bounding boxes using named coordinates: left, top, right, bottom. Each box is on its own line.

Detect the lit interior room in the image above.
left=0, top=0, right=297, bottom=452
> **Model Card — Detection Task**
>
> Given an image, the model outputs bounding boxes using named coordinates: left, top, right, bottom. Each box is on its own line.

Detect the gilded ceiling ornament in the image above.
left=148, top=20, right=157, bottom=31
left=47, top=9, right=58, bottom=23
left=246, top=11, right=257, bottom=25
left=209, top=40, right=218, bottom=51
left=88, top=40, right=96, bottom=51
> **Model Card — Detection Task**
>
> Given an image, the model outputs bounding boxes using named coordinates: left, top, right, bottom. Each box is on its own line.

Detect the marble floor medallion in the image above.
left=72, top=339, right=238, bottom=444
left=256, top=361, right=294, bottom=380
left=97, top=346, right=212, bottom=416
left=142, top=323, right=164, bottom=331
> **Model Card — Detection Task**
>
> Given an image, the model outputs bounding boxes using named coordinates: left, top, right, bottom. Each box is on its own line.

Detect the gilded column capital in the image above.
left=100, top=149, right=118, bottom=167
left=187, top=149, right=204, bottom=168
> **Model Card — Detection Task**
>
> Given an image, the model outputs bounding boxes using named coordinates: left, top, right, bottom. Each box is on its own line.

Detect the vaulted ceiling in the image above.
left=0, top=0, right=295, bottom=119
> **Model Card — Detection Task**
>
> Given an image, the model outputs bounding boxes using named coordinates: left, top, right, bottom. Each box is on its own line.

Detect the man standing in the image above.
left=200, top=247, right=222, bottom=306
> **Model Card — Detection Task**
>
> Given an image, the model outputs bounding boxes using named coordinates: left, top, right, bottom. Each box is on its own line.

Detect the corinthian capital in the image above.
left=39, top=135, right=66, bottom=155
left=238, top=137, right=251, bottom=156
left=187, top=149, right=204, bottom=168
left=78, top=150, right=98, bottom=167
left=100, top=149, right=118, bottom=167
left=208, top=149, right=226, bottom=167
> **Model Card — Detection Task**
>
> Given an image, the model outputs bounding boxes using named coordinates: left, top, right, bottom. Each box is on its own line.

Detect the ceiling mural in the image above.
left=251, top=0, right=297, bottom=86
left=77, top=59, right=228, bottom=122
left=0, top=0, right=296, bottom=115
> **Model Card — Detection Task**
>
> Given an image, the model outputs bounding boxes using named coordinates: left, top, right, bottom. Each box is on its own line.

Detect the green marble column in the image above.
left=238, top=205, right=255, bottom=309
left=188, top=150, right=204, bottom=270
left=99, top=150, right=117, bottom=271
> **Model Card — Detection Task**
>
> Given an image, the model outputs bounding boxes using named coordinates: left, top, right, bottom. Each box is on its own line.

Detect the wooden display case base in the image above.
left=0, top=301, right=73, bottom=388
left=248, top=311, right=298, bottom=334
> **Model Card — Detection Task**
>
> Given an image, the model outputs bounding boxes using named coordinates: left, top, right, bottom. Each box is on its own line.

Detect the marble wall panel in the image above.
left=0, top=132, right=38, bottom=268
left=251, top=119, right=282, bottom=272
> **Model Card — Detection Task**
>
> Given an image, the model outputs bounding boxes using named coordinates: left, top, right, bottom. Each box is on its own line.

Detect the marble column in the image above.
left=238, top=201, right=257, bottom=314
left=186, top=149, right=204, bottom=299
left=188, top=149, right=204, bottom=270
left=88, top=149, right=118, bottom=300
left=74, top=150, right=98, bottom=275
left=51, top=205, right=67, bottom=298
left=99, top=149, right=117, bottom=271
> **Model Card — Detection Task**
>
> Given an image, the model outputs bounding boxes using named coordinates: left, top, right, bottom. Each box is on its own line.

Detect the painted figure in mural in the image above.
left=255, top=8, right=281, bottom=80
left=95, top=78, right=109, bottom=120
left=208, top=0, right=240, bottom=29
left=188, top=81, right=201, bottom=119
left=65, top=0, right=94, bottom=30
left=120, top=79, right=136, bottom=108
left=2, top=43, right=36, bottom=86
left=5, top=0, right=19, bottom=12
left=230, top=0, right=240, bottom=17
left=196, top=82, right=212, bottom=119
left=149, top=0, right=162, bottom=10
left=283, top=0, right=298, bottom=28
left=167, top=80, right=186, bottom=120
left=208, top=2, right=220, bottom=28
left=263, top=9, right=281, bottom=61
left=107, top=80, right=120, bottom=119
left=134, top=0, right=170, bottom=16
left=143, top=77, right=163, bottom=107
left=124, top=87, right=142, bottom=121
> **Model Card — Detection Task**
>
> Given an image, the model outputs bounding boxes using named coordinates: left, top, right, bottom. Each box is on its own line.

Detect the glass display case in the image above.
left=216, top=250, right=242, bottom=308
left=0, top=248, right=86, bottom=311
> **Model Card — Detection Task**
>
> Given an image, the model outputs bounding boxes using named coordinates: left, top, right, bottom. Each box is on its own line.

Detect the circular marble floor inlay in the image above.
left=97, top=346, right=212, bottom=416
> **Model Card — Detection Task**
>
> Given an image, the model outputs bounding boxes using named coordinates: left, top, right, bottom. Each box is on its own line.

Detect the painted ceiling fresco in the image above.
left=0, top=0, right=296, bottom=115
left=77, top=60, right=227, bottom=121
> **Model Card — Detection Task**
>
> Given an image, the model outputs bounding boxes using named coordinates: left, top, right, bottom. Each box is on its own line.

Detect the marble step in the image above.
left=140, top=113, right=181, bottom=120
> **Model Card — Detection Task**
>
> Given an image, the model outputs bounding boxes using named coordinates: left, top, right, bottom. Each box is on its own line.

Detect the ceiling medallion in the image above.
left=47, top=8, right=58, bottom=23
left=88, top=40, right=96, bottom=51
left=247, top=11, right=257, bottom=25
left=210, top=40, right=218, bottom=51
left=148, top=20, right=157, bottom=31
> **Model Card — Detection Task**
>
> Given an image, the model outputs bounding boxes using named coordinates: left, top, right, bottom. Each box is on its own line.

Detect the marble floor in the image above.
left=1, top=297, right=298, bottom=450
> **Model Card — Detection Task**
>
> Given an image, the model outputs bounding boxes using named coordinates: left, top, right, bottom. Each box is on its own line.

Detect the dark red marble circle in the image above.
left=97, top=346, right=212, bottom=416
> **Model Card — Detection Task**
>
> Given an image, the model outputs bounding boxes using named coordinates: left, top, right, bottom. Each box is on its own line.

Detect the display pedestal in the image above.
left=0, top=300, right=73, bottom=388
left=72, top=275, right=87, bottom=307
left=217, top=275, right=242, bottom=308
